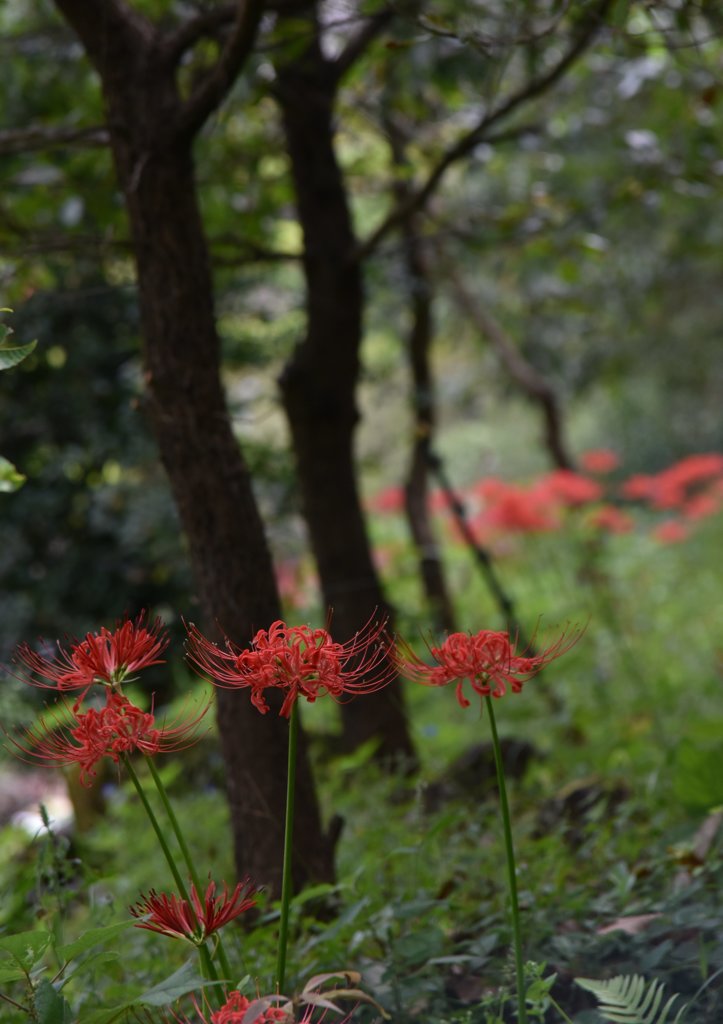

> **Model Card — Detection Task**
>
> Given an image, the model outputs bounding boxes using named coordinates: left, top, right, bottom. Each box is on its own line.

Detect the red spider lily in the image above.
left=473, top=480, right=560, bottom=534
left=13, top=613, right=168, bottom=704
left=177, top=990, right=350, bottom=1023
left=394, top=627, right=580, bottom=708
left=587, top=504, right=634, bottom=534
left=580, top=448, right=619, bottom=474
left=131, top=879, right=256, bottom=945
left=652, top=520, right=689, bottom=544
left=204, top=992, right=291, bottom=1024
left=622, top=454, right=723, bottom=510
left=368, top=484, right=405, bottom=514
left=531, top=470, right=603, bottom=508
left=186, top=617, right=394, bottom=717
left=9, top=691, right=208, bottom=785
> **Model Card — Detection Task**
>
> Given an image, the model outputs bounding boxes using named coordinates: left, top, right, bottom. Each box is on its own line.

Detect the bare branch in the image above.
left=331, top=8, right=394, bottom=83
left=210, top=232, right=302, bottom=265
left=0, top=123, right=108, bottom=157
left=178, top=0, right=268, bottom=140
left=161, top=4, right=237, bottom=68
left=354, top=0, right=614, bottom=263
left=443, top=260, right=574, bottom=471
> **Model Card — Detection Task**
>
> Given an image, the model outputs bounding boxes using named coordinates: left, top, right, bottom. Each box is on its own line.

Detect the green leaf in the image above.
left=137, top=959, right=211, bottom=1006
left=77, top=1007, right=135, bottom=1024
left=34, top=978, right=74, bottom=1024
left=673, top=739, right=723, bottom=811
left=0, top=336, right=37, bottom=370
left=0, top=962, right=27, bottom=983
left=0, top=929, right=52, bottom=969
left=56, top=920, right=135, bottom=962
left=0, top=455, right=27, bottom=492
left=575, top=974, right=687, bottom=1023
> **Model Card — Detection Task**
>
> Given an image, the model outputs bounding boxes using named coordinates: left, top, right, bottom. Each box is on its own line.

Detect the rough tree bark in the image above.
left=272, top=9, right=416, bottom=763
left=52, top=0, right=335, bottom=893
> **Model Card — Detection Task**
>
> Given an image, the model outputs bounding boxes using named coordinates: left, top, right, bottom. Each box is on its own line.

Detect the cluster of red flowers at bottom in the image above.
left=179, top=991, right=294, bottom=1024
left=177, top=990, right=359, bottom=1024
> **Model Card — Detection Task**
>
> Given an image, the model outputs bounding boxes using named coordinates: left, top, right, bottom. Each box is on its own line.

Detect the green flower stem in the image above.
left=144, top=755, right=233, bottom=982
left=275, top=699, right=299, bottom=993
left=549, top=996, right=575, bottom=1023
left=484, top=696, right=527, bottom=1024
left=123, top=756, right=218, bottom=984
left=125, top=755, right=188, bottom=896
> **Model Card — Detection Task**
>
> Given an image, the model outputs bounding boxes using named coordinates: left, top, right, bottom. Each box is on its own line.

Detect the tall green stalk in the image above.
left=484, top=696, right=527, bottom=1024
left=144, top=755, right=233, bottom=981
left=124, top=756, right=218, bottom=983
left=275, top=700, right=299, bottom=993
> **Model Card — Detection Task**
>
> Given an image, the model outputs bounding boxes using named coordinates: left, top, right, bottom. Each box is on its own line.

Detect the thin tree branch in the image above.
left=331, top=8, right=394, bottom=83
left=442, top=262, right=574, bottom=470
left=210, top=233, right=302, bottom=264
left=0, top=123, right=108, bottom=156
left=177, top=0, right=268, bottom=140
left=354, top=0, right=614, bottom=263
left=161, top=4, right=237, bottom=67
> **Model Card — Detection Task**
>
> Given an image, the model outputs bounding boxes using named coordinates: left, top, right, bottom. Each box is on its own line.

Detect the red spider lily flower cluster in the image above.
left=8, top=615, right=207, bottom=785
left=579, top=448, right=619, bottom=474
left=9, top=691, right=208, bottom=785
left=586, top=504, right=634, bottom=534
left=186, top=617, right=393, bottom=717
left=178, top=991, right=343, bottom=1024
left=198, top=992, right=291, bottom=1024
left=394, top=627, right=580, bottom=709
left=14, top=612, right=168, bottom=705
left=131, top=879, right=256, bottom=945
left=368, top=450, right=723, bottom=545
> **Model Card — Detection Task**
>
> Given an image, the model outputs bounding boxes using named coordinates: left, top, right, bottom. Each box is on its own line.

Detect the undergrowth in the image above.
left=1, top=510, right=721, bottom=1021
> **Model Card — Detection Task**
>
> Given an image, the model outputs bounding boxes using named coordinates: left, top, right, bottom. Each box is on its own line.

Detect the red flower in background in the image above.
left=683, top=487, right=722, bottom=521
left=652, top=520, right=689, bottom=544
left=580, top=449, right=619, bottom=474
left=587, top=504, right=634, bottom=534
left=131, top=879, right=256, bottom=944
left=186, top=617, right=393, bottom=717
left=9, top=691, right=208, bottom=784
left=622, top=454, right=723, bottom=510
left=368, top=484, right=405, bottom=514
left=533, top=469, right=603, bottom=507
left=473, top=480, right=560, bottom=534
left=395, top=627, right=580, bottom=708
left=14, top=613, right=168, bottom=704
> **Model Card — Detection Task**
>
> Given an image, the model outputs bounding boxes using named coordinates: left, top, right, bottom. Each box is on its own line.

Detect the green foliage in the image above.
left=0, top=327, right=37, bottom=371
left=0, top=454, right=27, bottom=492
left=575, top=974, right=687, bottom=1024
left=0, top=283, right=192, bottom=664
left=673, top=737, right=723, bottom=813
left=0, top=311, right=37, bottom=491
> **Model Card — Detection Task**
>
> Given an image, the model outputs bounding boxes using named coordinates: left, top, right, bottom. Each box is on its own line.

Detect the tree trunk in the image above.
left=53, top=0, right=335, bottom=893
left=273, top=15, right=416, bottom=764
left=401, top=233, right=457, bottom=636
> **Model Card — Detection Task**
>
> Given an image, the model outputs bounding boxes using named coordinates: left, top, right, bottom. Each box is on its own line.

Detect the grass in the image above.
left=1, top=506, right=722, bottom=1021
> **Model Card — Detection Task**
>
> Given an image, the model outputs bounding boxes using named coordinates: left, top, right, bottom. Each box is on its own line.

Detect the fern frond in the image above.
left=575, top=973, right=687, bottom=1024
